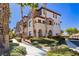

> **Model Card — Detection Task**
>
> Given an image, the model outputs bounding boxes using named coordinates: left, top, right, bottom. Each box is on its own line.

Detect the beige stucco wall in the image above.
left=41, top=9, right=58, bottom=19
left=16, top=8, right=61, bottom=37
left=40, top=9, right=61, bottom=36
left=34, top=17, right=46, bottom=37
left=53, top=18, right=61, bottom=36
left=53, top=25, right=60, bottom=36
left=47, top=25, right=53, bottom=36
left=32, top=16, right=60, bottom=37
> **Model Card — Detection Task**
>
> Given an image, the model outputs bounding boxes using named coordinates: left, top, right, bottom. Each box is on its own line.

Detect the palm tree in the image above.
left=17, top=3, right=27, bottom=19
left=27, top=3, right=38, bottom=37
left=17, top=3, right=38, bottom=40
left=2, top=4, right=10, bottom=43
left=42, top=3, right=47, bottom=37
left=17, top=3, right=27, bottom=40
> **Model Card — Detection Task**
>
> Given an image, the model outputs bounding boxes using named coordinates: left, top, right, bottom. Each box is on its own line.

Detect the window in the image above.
left=29, top=21, right=31, bottom=27
left=54, top=14, right=57, bottom=19
left=56, top=23, right=57, bottom=25
left=43, top=10, right=46, bottom=15
left=55, top=14, right=57, bottom=19
left=54, top=22, right=55, bottom=25
left=49, top=21, right=52, bottom=25
left=43, top=21, right=45, bottom=24
left=53, top=13, right=55, bottom=18
left=56, top=33, right=59, bottom=36
left=38, top=19, right=41, bottom=23
left=48, top=30, right=52, bottom=37
left=38, top=29, right=42, bottom=37
left=29, top=31, right=32, bottom=36
left=53, top=13, right=57, bottom=19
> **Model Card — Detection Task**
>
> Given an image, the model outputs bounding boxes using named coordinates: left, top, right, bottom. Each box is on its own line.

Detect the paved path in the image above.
left=12, top=39, right=46, bottom=56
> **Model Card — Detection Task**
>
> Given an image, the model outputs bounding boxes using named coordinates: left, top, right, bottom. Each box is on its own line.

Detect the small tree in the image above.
left=9, top=29, right=16, bottom=39
left=65, top=28, right=79, bottom=35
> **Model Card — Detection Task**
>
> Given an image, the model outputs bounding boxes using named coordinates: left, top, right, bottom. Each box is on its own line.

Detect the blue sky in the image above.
left=9, top=3, right=79, bottom=30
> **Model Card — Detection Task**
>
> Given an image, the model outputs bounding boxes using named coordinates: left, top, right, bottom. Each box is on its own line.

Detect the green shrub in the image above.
left=9, top=43, right=19, bottom=50
left=52, top=36, right=66, bottom=45
left=35, top=44, right=42, bottom=48
left=30, top=37, right=41, bottom=40
left=10, top=46, right=26, bottom=56
left=31, top=37, right=59, bottom=47
left=47, top=44, right=79, bottom=56
left=32, top=41, right=38, bottom=45
left=10, top=52, right=23, bottom=56
left=10, top=43, right=19, bottom=46
left=57, top=44, right=68, bottom=49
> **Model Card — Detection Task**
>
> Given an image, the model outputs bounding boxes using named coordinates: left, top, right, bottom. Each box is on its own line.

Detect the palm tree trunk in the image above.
left=32, top=4, right=35, bottom=37
left=20, top=5, right=24, bottom=40
left=21, top=6, right=23, bottom=19
left=45, top=12, right=47, bottom=37
left=43, top=3, right=47, bottom=37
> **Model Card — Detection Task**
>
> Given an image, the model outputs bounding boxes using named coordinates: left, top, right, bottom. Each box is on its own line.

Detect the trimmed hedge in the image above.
left=31, top=37, right=58, bottom=44
left=31, top=37, right=59, bottom=47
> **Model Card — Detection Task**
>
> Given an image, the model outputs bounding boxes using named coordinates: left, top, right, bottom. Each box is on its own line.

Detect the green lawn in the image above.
left=47, top=45, right=79, bottom=56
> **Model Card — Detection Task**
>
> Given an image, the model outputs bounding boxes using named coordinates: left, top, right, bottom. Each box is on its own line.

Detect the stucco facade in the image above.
left=16, top=7, right=61, bottom=38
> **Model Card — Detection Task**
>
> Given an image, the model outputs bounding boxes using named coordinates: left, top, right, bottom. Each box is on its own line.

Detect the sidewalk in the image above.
left=12, top=39, right=46, bottom=56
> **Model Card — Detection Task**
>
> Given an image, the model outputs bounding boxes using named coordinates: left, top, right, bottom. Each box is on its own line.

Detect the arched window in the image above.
left=48, top=30, right=52, bottom=37
left=38, top=29, right=42, bottom=37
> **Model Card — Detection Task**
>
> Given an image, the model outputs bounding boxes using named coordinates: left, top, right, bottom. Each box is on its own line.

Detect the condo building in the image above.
left=15, top=7, right=61, bottom=38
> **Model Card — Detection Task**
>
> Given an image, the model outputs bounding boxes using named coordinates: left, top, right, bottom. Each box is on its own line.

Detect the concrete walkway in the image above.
left=11, top=39, right=46, bottom=56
